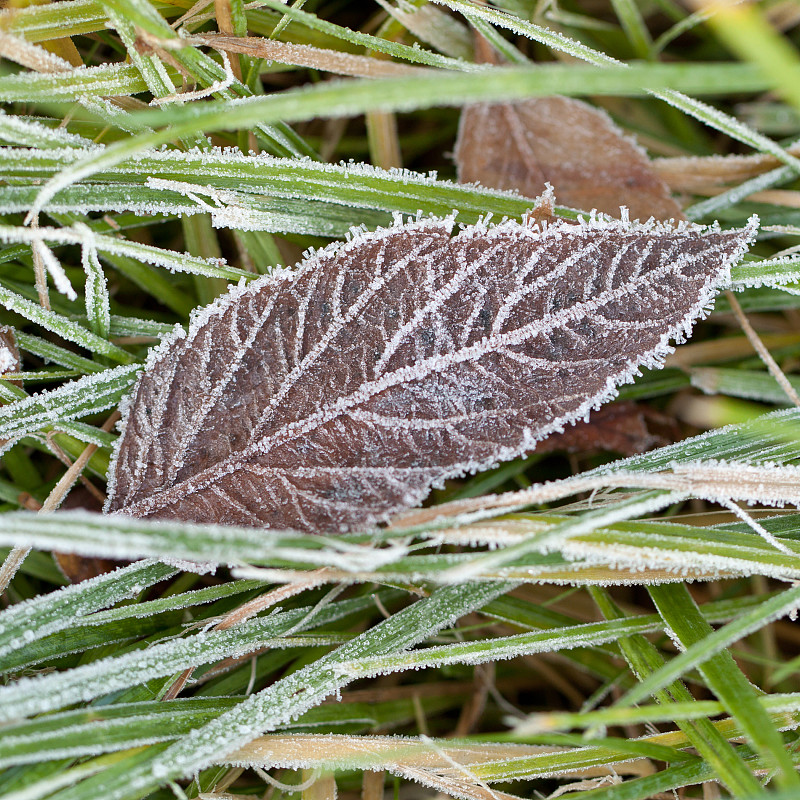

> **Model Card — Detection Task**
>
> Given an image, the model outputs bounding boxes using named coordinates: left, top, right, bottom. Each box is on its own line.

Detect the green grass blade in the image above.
left=0, top=593, right=377, bottom=721
left=0, top=560, right=176, bottom=668
left=648, top=582, right=800, bottom=789
left=41, top=581, right=514, bottom=800
left=0, top=282, right=133, bottom=363
left=0, top=365, right=140, bottom=441
left=590, top=587, right=763, bottom=795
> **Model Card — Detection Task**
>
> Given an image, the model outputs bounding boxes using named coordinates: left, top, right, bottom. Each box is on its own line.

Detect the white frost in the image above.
left=0, top=343, right=15, bottom=373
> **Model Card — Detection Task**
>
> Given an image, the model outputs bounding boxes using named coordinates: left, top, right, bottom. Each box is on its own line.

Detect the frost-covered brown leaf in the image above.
left=106, top=211, right=755, bottom=533
left=455, top=96, right=684, bottom=221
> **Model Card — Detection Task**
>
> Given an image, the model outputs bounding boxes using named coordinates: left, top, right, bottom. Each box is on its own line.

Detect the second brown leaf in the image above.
left=455, top=95, right=684, bottom=222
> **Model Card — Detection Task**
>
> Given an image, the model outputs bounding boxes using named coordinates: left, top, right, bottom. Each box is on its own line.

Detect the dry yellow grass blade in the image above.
left=0, top=29, right=73, bottom=72
left=654, top=143, right=800, bottom=193
left=225, top=733, right=655, bottom=800
left=390, top=462, right=800, bottom=529
left=191, top=33, right=429, bottom=78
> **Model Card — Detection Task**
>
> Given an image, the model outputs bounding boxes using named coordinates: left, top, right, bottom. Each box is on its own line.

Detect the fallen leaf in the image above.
left=106, top=212, right=755, bottom=533
left=455, top=96, right=684, bottom=221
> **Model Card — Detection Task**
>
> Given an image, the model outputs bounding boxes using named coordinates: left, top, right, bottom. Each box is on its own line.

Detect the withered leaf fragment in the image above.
left=455, top=96, right=684, bottom=222
left=106, top=214, right=755, bottom=533
left=56, top=488, right=124, bottom=583
left=0, top=326, right=20, bottom=456
left=536, top=401, right=679, bottom=458
left=0, top=326, right=20, bottom=386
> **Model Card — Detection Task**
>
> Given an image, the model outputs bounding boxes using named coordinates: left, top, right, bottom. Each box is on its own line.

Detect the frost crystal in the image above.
left=0, top=344, right=15, bottom=374
left=106, top=211, right=756, bottom=534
